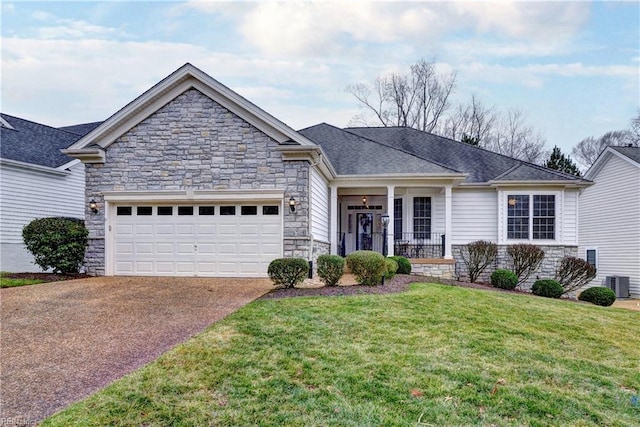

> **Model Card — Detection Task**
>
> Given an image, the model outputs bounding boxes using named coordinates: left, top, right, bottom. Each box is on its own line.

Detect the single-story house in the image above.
left=0, top=114, right=99, bottom=272
left=579, top=146, right=640, bottom=297
left=63, top=63, right=591, bottom=283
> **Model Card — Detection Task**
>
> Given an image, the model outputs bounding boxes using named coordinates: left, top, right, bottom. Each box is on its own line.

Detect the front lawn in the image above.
left=0, top=272, right=45, bottom=288
left=43, top=284, right=639, bottom=426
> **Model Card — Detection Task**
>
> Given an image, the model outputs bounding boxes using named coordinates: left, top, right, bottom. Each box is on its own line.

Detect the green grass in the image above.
left=0, top=272, right=45, bottom=288
left=43, top=284, right=639, bottom=426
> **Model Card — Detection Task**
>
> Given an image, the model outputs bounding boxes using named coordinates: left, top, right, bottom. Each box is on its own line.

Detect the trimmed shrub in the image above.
left=22, top=217, right=88, bottom=274
left=390, top=256, right=412, bottom=275
left=578, top=286, right=616, bottom=307
left=460, top=240, right=497, bottom=283
left=490, top=269, right=518, bottom=290
left=346, top=250, right=387, bottom=286
left=532, top=279, right=563, bottom=298
left=555, top=256, right=597, bottom=294
left=507, top=244, right=545, bottom=286
left=384, top=258, right=399, bottom=280
left=267, top=258, right=309, bottom=288
left=317, top=255, right=345, bottom=287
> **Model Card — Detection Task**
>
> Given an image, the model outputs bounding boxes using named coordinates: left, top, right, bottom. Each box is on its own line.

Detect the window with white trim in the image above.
left=413, top=197, right=431, bottom=239
left=585, top=248, right=597, bottom=268
left=507, top=194, right=555, bottom=240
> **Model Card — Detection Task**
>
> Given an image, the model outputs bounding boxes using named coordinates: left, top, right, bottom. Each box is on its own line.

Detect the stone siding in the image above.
left=410, top=259, right=455, bottom=279
left=84, top=89, right=310, bottom=275
left=453, top=244, right=578, bottom=291
left=311, top=240, right=331, bottom=277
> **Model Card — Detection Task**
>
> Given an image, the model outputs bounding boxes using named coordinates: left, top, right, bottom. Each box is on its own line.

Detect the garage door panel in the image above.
left=113, top=203, right=282, bottom=277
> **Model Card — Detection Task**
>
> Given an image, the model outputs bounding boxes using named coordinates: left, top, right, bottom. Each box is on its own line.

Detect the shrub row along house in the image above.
left=2, top=63, right=638, bottom=297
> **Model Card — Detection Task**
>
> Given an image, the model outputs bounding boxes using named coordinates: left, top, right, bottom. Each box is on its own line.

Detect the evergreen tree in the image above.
left=461, top=133, right=480, bottom=146
left=546, top=146, right=581, bottom=176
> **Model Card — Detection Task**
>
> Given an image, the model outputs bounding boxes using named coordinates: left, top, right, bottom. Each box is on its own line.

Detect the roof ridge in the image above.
left=0, top=113, right=84, bottom=140
left=340, top=126, right=463, bottom=174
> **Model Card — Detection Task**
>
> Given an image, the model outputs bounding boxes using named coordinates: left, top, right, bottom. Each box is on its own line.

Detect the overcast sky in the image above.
left=1, top=1, right=638, bottom=154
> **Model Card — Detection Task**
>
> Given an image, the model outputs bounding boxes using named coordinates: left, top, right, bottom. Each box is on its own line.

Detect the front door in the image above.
left=356, top=213, right=373, bottom=250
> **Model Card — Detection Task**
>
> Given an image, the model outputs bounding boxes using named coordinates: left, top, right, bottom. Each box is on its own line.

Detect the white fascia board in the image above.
left=0, top=158, right=71, bottom=176
left=332, top=174, right=466, bottom=188
left=489, top=180, right=592, bottom=189
left=56, top=159, right=82, bottom=170
left=60, top=148, right=106, bottom=163
left=102, top=189, right=285, bottom=203
left=67, top=63, right=315, bottom=151
left=277, top=145, right=337, bottom=180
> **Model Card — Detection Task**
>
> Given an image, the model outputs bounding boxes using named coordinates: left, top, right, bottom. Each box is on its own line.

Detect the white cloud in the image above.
left=37, top=20, right=116, bottom=39
left=184, top=1, right=590, bottom=58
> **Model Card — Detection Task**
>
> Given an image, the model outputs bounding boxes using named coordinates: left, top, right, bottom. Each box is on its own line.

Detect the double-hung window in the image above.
left=413, top=197, right=431, bottom=240
left=507, top=194, right=555, bottom=240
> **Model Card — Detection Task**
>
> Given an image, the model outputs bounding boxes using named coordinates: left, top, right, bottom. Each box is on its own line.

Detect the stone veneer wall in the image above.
left=453, top=244, right=578, bottom=291
left=311, top=240, right=331, bottom=276
left=84, top=88, right=310, bottom=275
left=410, top=259, right=455, bottom=280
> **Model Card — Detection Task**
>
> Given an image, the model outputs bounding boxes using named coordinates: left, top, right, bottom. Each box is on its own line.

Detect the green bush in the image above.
left=22, top=217, right=88, bottom=274
left=390, top=256, right=412, bottom=274
left=267, top=258, right=309, bottom=288
left=532, top=279, right=563, bottom=298
left=346, top=250, right=387, bottom=286
left=578, top=287, right=616, bottom=307
left=384, top=258, right=399, bottom=280
left=317, top=255, right=345, bottom=287
left=490, top=269, right=518, bottom=290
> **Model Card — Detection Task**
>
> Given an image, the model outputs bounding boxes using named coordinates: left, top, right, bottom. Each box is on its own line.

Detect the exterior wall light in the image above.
left=289, top=196, right=296, bottom=213
left=362, top=195, right=367, bottom=206
left=89, top=199, right=98, bottom=214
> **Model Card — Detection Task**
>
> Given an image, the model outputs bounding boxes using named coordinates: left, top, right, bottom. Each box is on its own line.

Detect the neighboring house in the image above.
left=579, top=146, right=640, bottom=298
left=63, top=63, right=591, bottom=283
left=0, top=114, right=99, bottom=272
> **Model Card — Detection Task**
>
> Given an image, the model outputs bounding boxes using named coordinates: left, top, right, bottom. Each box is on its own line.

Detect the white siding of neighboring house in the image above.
left=451, top=189, right=498, bottom=244
left=579, top=154, right=640, bottom=297
left=310, top=167, right=329, bottom=243
left=0, top=161, right=85, bottom=272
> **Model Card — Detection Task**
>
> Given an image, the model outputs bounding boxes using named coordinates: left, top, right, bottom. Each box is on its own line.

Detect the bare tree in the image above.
left=440, top=94, right=498, bottom=144
left=571, top=110, right=640, bottom=170
left=347, top=58, right=456, bottom=132
left=485, top=109, right=547, bottom=164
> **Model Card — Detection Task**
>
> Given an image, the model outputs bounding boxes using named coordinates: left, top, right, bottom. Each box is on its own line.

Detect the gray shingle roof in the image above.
left=340, top=126, right=586, bottom=183
left=611, top=146, right=640, bottom=164
left=58, top=121, right=102, bottom=136
left=0, top=113, right=83, bottom=168
left=298, top=123, right=459, bottom=175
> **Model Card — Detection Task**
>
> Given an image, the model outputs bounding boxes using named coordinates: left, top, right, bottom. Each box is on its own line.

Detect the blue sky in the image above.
left=1, top=1, right=638, bottom=154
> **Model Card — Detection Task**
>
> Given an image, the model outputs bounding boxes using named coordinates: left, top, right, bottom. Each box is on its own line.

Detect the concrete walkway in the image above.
left=0, top=277, right=271, bottom=423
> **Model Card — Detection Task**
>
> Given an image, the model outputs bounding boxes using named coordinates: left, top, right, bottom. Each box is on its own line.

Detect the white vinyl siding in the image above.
left=0, top=162, right=85, bottom=272
left=579, top=153, right=640, bottom=296
left=310, top=168, right=329, bottom=242
left=451, top=189, right=497, bottom=244
left=562, top=190, right=578, bottom=245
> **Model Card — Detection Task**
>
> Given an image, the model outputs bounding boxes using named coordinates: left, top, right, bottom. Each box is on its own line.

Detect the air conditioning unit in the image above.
left=605, top=276, right=630, bottom=298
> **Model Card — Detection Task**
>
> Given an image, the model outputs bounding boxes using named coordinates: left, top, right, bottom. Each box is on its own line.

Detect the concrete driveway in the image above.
left=0, top=276, right=272, bottom=423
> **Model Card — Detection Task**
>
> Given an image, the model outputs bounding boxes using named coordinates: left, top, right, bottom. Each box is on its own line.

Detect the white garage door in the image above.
left=112, top=203, right=282, bottom=277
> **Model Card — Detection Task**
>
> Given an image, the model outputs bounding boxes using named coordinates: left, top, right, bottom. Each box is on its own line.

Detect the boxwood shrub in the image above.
left=390, top=256, right=412, bottom=274
left=22, top=217, right=88, bottom=274
left=384, top=258, right=399, bottom=280
left=578, top=286, right=616, bottom=307
left=490, top=269, right=518, bottom=290
left=317, top=254, right=345, bottom=287
left=267, top=258, right=309, bottom=288
left=532, top=279, right=563, bottom=298
left=346, top=250, right=386, bottom=286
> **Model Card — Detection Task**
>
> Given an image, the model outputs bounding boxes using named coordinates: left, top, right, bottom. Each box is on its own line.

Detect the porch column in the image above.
left=330, top=185, right=338, bottom=254
left=387, top=185, right=395, bottom=256
left=444, top=184, right=453, bottom=259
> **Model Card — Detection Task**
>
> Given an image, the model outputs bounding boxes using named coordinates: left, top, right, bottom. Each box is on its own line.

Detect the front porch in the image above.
left=329, top=182, right=455, bottom=260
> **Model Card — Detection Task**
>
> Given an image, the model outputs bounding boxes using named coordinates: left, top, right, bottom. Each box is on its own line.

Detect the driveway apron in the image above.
left=0, top=276, right=271, bottom=423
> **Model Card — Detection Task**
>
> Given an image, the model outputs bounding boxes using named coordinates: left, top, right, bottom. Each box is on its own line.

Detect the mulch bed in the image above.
left=1, top=272, right=91, bottom=282
left=261, top=275, right=527, bottom=299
